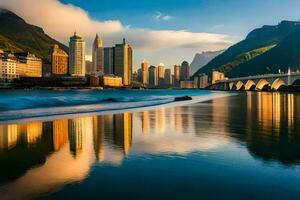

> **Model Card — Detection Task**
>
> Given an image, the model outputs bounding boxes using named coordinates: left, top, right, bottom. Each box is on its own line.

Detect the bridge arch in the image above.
left=292, top=79, right=300, bottom=86
left=245, top=80, right=256, bottom=91
left=236, top=81, right=245, bottom=90
left=271, top=78, right=286, bottom=90
left=256, top=79, right=271, bottom=91
left=229, top=82, right=236, bottom=90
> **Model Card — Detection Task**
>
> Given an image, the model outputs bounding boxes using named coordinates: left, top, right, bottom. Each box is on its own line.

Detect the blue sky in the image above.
left=60, top=0, right=300, bottom=37
left=2, top=0, right=300, bottom=71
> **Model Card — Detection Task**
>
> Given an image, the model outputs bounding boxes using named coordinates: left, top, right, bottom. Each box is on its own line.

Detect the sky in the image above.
left=1, top=0, right=300, bottom=71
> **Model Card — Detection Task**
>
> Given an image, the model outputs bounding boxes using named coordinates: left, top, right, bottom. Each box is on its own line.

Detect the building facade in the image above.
left=180, top=61, right=190, bottom=81
left=69, top=32, right=86, bottom=77
left=212, top=70, right=226, bottom=84
left=141, top=59, right=149, bottom=85
left=148, top=65, right=158, bottom=86
left=92, top=34, right=104, bottom=74
left=165, top=68, right=172, bottom=86
left=197, top=74, right=209, bottom=88
left=104, top=47, right=114, bottom=74
left=114, top=39, right=132, bottom=86
left=174, top=65, right=180, bottom=86
left=136, top=69, right=142, bottom=82
left=49, top=44, right=68, bottom=75
left=180, top=80, right=195, bottom=89
left=16, top=53, right=42, bottom=77
left=101, top=74, right=123, bottom=87
left=158, top=63, right=165, bottom=86
left=0, top=56, right=18, bottom=82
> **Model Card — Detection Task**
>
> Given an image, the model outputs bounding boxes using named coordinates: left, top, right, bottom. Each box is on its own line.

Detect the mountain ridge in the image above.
left=0, top=9, right=68, bottom=59
left=194, top=20, right=300, bottom=78
left=190, top=50, right=223, bottom=75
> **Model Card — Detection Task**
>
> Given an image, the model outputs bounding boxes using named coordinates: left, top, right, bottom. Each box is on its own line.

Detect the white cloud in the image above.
left=154, top=11, right=173, bottom=21
left=211, top=24, right=225, bottom=30
left=0, top=0, right=234, bottom=67
left=0, top=0, right=122, bottom=43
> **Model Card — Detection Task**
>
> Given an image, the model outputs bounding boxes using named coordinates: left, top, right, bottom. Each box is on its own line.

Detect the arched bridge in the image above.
left=212, top=72, right=300, bottom=91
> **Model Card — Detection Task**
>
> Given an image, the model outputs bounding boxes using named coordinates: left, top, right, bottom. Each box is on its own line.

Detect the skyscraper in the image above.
left=148, top=65, right=158, bottom=86
left=69, top=32, right=86, bottom=76
left=92, top=34, right=104, bottom=74
left=158, top=63, right=165, bottom=86
left=104, top=47, right=114, bottom=74
left=141, top=59, right=149, bottom=85
left=136, top=69, right=142, bottom=82
left=180, top=61, right=190, bottom=81
left=174, top=64, right=180, bottom=86
left=165, top=68, right=172, bottom=86
left=114, top=38, right=132, bottom=86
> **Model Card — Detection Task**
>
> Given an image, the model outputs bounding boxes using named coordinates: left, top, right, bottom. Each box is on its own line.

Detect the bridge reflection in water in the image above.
left=0, top=92, right=300, bottom=199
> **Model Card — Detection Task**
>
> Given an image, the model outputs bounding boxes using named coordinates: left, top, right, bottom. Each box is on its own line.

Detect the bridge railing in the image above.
left=216, top=71, right=300, bottom=83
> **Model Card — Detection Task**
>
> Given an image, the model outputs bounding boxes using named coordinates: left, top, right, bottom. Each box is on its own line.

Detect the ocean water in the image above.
left=0, top=91, right=300, bottom=200
left=0, top=89, right=228, bottom=121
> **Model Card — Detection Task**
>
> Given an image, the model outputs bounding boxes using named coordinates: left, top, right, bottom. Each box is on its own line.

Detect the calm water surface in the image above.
left=0, top=92, right=300, bottom=200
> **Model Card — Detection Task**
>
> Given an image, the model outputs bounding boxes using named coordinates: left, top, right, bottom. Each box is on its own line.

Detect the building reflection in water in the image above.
left=93, top=113, right=132, bottom=163
left=53, top=120, right=69, bottom=151
left=174, top=106, right=183, bottom=133
left=287, top=93, right=294, bottom=133
left=0, top=124, right=18, bottom=150
left=245, top=92, right=300, bottom=164
left=255, top=92, right=296, bottom=134
left=1, top=93, right=300, bottom=199
left=69, top=118, right=86, bottom=157
left=141, top=111, right=150, bottom=134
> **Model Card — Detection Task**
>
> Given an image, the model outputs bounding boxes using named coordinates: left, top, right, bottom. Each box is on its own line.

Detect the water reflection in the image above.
left=243, top=92, right=300, bottom=164
left=0, top=92, right=300, bottom=199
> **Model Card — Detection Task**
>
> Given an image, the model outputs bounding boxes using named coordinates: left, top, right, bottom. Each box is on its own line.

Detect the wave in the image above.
left=0, top=91, right=174, bottom=111
left=0, top=90, right=232, bottom=122
left=0, top=98, right=173, bottom=122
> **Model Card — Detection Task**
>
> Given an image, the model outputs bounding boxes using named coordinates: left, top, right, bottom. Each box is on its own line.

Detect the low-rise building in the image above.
left=180, top=80, right=195, bottom=89
left=212, top=70, right=226, bottom=84
left=16, top=53, right=42, bottom=77
left=87, top=75, right=100, bottom=86
left=195, top=73, right=209, bottom=89
left=101, top=74, right=123, bottom=87
left=0, top=55, right=18, bottom=82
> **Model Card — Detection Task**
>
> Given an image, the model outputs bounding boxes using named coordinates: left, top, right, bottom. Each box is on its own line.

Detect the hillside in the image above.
left=194, top=21, right=300, bottom=78
left=0, top=9, right=68, bottom=59
left=227, top=28, right=300, bottom=77
left=215, top=45, right=275, bottom=73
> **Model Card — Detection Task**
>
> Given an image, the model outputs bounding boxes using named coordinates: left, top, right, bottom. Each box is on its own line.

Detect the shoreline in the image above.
left=0, top=86, right=300, bottom=94
left=0, top=92, right=233, bottom=125
left=1, top=86, right=300, bottom=93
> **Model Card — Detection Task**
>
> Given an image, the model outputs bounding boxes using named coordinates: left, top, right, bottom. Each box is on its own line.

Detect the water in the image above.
left=0, top=89, right=223, bottom=121
left=0, top=91, right=300, bottom=200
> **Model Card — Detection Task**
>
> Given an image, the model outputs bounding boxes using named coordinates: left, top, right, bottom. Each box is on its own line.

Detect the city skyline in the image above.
left=2, top=0, right=300, bottom=70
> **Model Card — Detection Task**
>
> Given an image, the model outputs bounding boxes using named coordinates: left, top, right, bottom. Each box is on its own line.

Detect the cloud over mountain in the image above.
left=0, top=0, right=233, bottom=65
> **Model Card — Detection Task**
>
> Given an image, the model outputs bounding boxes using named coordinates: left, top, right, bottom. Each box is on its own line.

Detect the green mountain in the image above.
left=194, top=21, right=300, bottom=78
left=0, top=9, right=68, bottom=59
